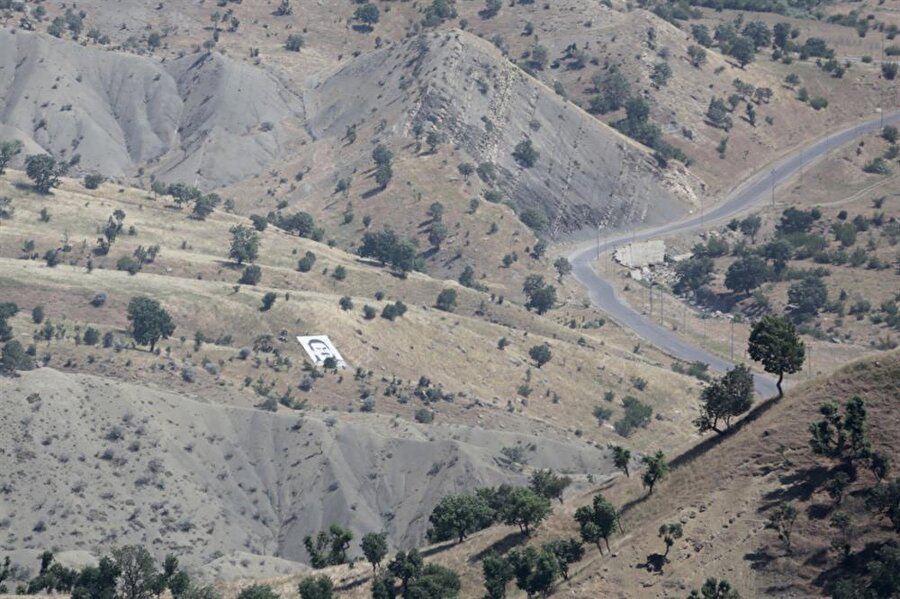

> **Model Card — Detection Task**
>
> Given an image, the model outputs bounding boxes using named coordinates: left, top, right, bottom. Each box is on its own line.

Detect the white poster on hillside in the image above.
left=297, top=335, right=347, bottom=369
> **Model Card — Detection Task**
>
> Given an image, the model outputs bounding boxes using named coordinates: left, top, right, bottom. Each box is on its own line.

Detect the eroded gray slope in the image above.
left=307, top=30, right=698, bottom=235
left=1, top=369, right=611, bottom=567
left=0, top=29, right=303, bottom=188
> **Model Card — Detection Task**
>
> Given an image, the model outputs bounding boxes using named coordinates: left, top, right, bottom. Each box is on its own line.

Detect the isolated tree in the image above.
left=763, top=239, right=792, bottom=274
left=529, top=469, right=572, bottom=503
left=112, top=546, right=156, bottom=599
left=284, top=33, right=305, bottom=52
left=228, top=225, right=259, bottom=264
left=436, top=288, right=457, bottom=312
left=553, top=256, right=572, bottom=279
left=574, top=493, right=619, bottom=553
left=529, top=344, right=552, bottom=368
left=687, top=45, right=707, bottom=68
left=658, top=523, right=683, bottom=557
left=612, top=445, right=631, bottom=477
left=360, top=532, right=388, bottom=573
left=304, top=525, right=353, bottom=569
left=641, top=451, right=668, bottom=495
left=650, top=62, right=672, bottom=87
left=695, top=364, right=754, bottom=434
left=688, top=578, right=741, bottom=599
left=353, top=3, right=380, bottom=25
left=374, top=163, right=393, bottom=188
left=809, top=396, right=870, bottom=460
left=428, top=222, right=448, bottom=249
left=427, top=494, right=494, bottom=543
left=127, top=297, right=175, bottom=352
left=590, top=67, right=631, bottom=113
left=725, top=255, right=768, bottom=295
left=766, top=502, right=798, bottom=553
left=298, top=576, right=332, bottom=599
left=0, top=139, right=23, bottom=175
left=25, top=154, right=67, bottom=194
left=748, top=315, right=805, bottom=396
left=482, top=552, right=513, bottom=599
left=512, top=139, right=539, bottom=168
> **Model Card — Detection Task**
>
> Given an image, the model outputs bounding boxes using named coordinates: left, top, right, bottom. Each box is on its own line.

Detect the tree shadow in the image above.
left=744, top=548, right=777, bottom=571
left=467, top=531, right=527, bottom=563
left=636, top=553, right=666, bottom=573
left=351, top=24, right=373, bottom=34
left=759, top=465, right=829, bottom=509
left=812, top=541, right=888, bottom=591
left=806, top=502, right=833, bottom=520
left=361, top=186, right=384, bottom=200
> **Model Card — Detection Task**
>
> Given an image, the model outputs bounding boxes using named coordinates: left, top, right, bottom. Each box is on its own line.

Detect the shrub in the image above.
left=436, top=288, right=458, bottom=312
left=332, top=265, right=347, bottom=280
left=297, top=251, right=316, bottom=272
left=339, top=296, right=353, bottom=311
left=31, top=305, right=44, bottom=324
left=284, top=33, right=305, bottom=51
left=362, top=305, right=377, bottom=320
left=240, top=265, right=262, bottom=285
left=261, top=292, right=277, bottom=311
left=83, top=173, right=105, bottom=189
left=614, top=397, right=653, bottom=437
left=90, top=292, right=108, bottom=307
left=415, top=408, right=434, bottom=424
left=83, top=327, right=100, bottom=346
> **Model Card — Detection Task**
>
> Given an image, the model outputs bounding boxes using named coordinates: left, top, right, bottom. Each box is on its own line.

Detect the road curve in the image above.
left=569, top=110, right=900, bottom=397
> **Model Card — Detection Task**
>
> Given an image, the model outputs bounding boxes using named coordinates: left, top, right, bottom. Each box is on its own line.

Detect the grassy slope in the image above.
left=0, top=171, right=705, bottom=456
left=232, top=350, right=898, bottom=598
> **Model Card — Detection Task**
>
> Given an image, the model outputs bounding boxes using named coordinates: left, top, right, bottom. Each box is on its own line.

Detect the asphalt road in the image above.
left=569, top=110, right=900, bottom=397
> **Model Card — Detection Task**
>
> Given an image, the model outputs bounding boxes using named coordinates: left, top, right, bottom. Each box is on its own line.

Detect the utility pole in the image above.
left=660, top=291, right=664, bottom=326
left=770, top=168, right=776, bottom=209
left=730, top=319, right=734, bottom=361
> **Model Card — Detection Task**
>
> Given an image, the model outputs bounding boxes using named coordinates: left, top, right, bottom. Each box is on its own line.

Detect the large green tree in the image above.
left=360, top=532, right=388, bottom=572
left=25, top=154, right=67, bottom=194
left=228, top=225, right=260, bottom=264
left=694, top=364, right=754, bottom=434
left=298, top=575, right=332, bottom=599
left=748, top=315, right=805, bottom=396
left=427, top=494, right=494, bottom=543
left=529, top=469, right=572, bottom=504
left=641, top=451, right=668, bottom=495
left=574, top=493, right=619, bottom=553
left=126, top=297, right=175, bottom=352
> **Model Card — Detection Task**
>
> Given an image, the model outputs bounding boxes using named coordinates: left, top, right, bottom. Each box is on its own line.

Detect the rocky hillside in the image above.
left=0, top=28, right=305, bottom=188
left=0, top=368, right=610, bottom=568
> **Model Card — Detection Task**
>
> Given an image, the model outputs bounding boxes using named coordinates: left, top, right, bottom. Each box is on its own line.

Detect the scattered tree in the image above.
left=748, top=315, right=805, bottom=396
left=126, top=297, right=175, bottom=352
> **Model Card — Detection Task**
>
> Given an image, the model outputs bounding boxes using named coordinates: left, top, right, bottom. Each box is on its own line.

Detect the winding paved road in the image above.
left=569, top=110, right=900, bottom=397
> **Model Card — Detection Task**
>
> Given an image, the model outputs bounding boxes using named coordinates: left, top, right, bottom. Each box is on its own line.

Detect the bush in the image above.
left=339, top=296, right=353, bottom=311
left=83, top=327, right=100, bottom=346
left=284, top=33, right=305, bottom=51
left=614, top=397, right=653, bottom=437
left=415, top=408, right=434, bottom=424
left=83, top=173, right=105, bottom=189
left=436, top=288, right=458, bottom=312
left=31, top=305, right=44, bottom=324
left=809, top=97, right=829, bottom=110
left=363, top=305, right=377, bottom=320
left=91, top=292, right=108, bottom=307
left=512, top=139, right=539, bottom=167
left=297, top=251, right=316, bottom=272
left=240, top=265, right=262, bottom=285
left=261, top=292, right=277, bottom=311
left=332, top=265, right=347, bottom=280
left=116, top=255, right=141, bottom=275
